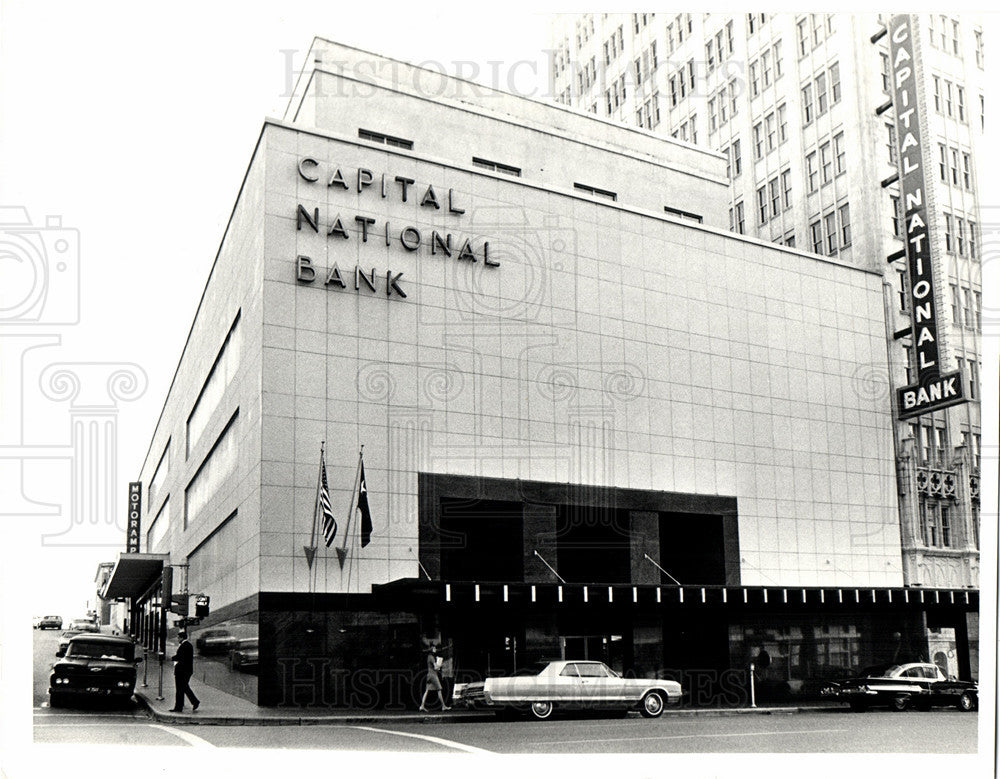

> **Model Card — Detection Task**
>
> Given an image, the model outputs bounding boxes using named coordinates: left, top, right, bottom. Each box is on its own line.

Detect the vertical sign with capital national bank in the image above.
left=127, top=482, right=141, bottom=553
left=889, top=14, right=965, bottom=419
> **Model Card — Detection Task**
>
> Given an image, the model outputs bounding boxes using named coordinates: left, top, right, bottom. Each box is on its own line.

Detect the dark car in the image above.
left=228, top=638, right=259, bottom=672
left=38, top=616, right=63, bottom=630
left=195, top=629, right=236, bottom=655
left=49, top=634, right=141, bottom=707
left=823, top=662, right=977, bottom=712
left=57, top=630, right=85, bottom=655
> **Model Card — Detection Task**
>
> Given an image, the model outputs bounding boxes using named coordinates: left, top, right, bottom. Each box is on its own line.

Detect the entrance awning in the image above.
left=101, top=553, right=168, bottom=600
left=373, top=579, right=979, bottom=612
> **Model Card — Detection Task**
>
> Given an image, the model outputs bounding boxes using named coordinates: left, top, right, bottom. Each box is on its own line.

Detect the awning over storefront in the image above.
left=372, top=579, right=979, bottom=613
left=101, top=553, right=168, bottom=600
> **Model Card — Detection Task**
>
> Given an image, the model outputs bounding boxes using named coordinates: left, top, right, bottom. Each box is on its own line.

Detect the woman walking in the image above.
left=419, top=646, right=450, bottom=712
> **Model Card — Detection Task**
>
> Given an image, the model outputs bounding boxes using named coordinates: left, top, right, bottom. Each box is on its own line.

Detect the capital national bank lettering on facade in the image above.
left=292, top=158, right=498, bottom=298
left=889, top=15, right=965, bottom=419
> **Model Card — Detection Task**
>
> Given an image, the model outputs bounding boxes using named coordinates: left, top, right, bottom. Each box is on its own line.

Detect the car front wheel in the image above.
left=640, top=690, right=665, bottom=718
left=957, top=691, right=977, bottom=712
left=890, top=695, right=909, bottom=712
left=530, top=701, right=554, bottom=720
left=49, top=693, right=65, bottom=708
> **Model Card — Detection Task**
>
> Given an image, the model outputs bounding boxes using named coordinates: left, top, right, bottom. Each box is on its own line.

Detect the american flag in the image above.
left=320, top=449, right=337, bottom=547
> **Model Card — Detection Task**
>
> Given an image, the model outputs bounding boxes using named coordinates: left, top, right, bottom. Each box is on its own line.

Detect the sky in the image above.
left=0, top=0, right=557, bottom=621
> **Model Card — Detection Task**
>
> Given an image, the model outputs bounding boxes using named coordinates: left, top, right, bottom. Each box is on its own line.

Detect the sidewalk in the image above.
left=134, top=685, right=834, bottom=726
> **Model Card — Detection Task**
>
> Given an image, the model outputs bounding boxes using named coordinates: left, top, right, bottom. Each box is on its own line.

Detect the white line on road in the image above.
left=33, top=722, right=216, bottom=748
left=531, top=728, right=849, bottom=746
left=350, top=725, right=494, bottom=754
left=146, top=723, right=217, bottom=748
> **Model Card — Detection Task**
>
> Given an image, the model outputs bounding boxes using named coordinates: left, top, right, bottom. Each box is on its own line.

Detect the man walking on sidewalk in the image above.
left=170, top=631, right=200, bottom=713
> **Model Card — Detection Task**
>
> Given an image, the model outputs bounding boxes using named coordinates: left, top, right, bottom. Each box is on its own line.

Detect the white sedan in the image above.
left=452, top=660, right=682, bottom=719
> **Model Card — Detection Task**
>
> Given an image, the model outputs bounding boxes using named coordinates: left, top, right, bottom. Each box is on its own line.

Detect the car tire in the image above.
left=529, top=701, right=554, bottom=720
left=957, top=691, right=977, bottom=712
left=890, top=695, right=909, bottom=712
left=49, top=694, right=65, bottom=708
left=640, top=690, right=666, bottom=718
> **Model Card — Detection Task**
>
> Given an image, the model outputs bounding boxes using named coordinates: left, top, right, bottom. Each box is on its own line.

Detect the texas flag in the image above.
left=357, top=461, right=373, bottom=548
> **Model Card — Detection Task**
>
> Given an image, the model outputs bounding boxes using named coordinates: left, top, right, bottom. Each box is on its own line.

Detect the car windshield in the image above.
left=67, top=640, right=134, bottom=662
left=872, top=665, right=903, bottom=677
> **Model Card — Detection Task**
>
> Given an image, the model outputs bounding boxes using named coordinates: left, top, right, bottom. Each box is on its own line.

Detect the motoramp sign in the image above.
left=888, top=15, right=965, bottom=419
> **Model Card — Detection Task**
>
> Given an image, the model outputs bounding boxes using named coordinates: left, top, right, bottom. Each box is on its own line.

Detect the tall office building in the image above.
left=550, top=12, right=984, bottom=593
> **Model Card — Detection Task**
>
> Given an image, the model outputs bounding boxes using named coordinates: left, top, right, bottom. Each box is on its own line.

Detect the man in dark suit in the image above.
left=170, top=631, right=200, bottom=712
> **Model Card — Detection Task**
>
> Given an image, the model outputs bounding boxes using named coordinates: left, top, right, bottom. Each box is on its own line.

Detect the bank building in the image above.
left=101, top=31, right=978, bottom=708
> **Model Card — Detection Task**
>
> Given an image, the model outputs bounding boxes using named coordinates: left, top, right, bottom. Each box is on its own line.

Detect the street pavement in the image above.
left=30, top=628, right=978, bottom=754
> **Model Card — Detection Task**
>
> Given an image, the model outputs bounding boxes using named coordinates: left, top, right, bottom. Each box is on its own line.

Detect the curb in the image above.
left=135, top=693, right=841, bottom=726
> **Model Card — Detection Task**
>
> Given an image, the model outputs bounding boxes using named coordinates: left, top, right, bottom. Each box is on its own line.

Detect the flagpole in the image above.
left=336, top=445, right=364, bottom=570
left=304, top=442, right=324, bottom=593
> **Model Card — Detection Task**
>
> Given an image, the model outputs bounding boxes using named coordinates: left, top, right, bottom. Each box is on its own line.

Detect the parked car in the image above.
left=822, top=662, right=977, bottom=712
left=49, top=634, right=141, bottom=707
left=228, top=638, right=259, bottom=672
left=38, top=616, right=63, bottom=630
left=68, top=619, right=100, bottom=633
left=452, top=660, right=683, bottom=719
left=57, top=630, right=85, bottom=655
left=195, top=629, right=236, bottom=655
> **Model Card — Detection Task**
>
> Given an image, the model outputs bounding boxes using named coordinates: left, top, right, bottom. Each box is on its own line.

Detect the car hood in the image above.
left=53, top=657, right=135, bottom=673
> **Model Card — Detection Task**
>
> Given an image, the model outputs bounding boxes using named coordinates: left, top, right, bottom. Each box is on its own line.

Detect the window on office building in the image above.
left=734, top=200, right=745, bottom=234
left=888, top=125, right=898, bottom=165
left=950, top=148, right=959, bottom=185
left=839, top=203, right=851, bottom=247
left=890, top=195, right=901, bottom=237
left=765, top=112, right=776, bottom=151
left=185, top=411, right=239, bottom=530
left=769, top=177, right=781, bottom=217
left=957, top=217, right=966, bottom=256
left=900, top=270, right=910, bottom=312
left=968, top=359, right=978, bottom=399
left=757, top=185, right=768, bottom=224
left=810, top=218, right=823, bottom=253
left=806, top=151, right=818, bottom=192
left=749, top=61, right=760, bottom=98
left=975, top=29, right=984, bottom=68
left=880, top=52, right=890, bottom=91
left=933, top=76, right=941, bottom=112
left=753, top=122, right=764, bottom=159
left=781, top=169, right=792, bottom=208
left=944, top=212, right=954, bottom=252
left=816, top=71, right=828, bottom=115
left=819, top=141, right=832, bottom=184
left=777, top=103, right=787, bottom=143
left=830, top=62, right=841, bottom=103
left=951, top=284, right=961, bottom=323
left=825, top=211, right=838, bottom=255
left=962, top=153, right=972, bottom=189
left=802, top=83, right=813, bottom=124
left=938, top=144, right=947, bottom=181
left=957, top=86, right=966, bottom=121
left=187, top=313, right=241, bottom=457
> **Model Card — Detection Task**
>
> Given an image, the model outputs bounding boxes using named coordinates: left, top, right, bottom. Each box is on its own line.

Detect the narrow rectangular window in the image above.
left=829, top=62, right=841, bottom=103
left=839, top=203, right=851, bottom=247
left=806, top=152, right=818, bottom=192
left=834, top=132, right=846, bottom=174
left=781, top=169, right=792, bottom=208
left=825, top=211, right=838, bottom=255
left=962, top=153, right=972, bottom=189
left=816, top=72, right=828, bottom=115
left=769, top=177, right=780, bottom=217
left=732, top=139, right=742, bottom=175
left=802, top=83, right=813, bottom=124
left=819, top=141, right=832, bottom=184
left=778, top=103, right=787, bottom=143
left=944, top=212, right=954, bottom=252
left=810, top=219, right=823, bottom=253
left=757, top=185, right=768, bottom=224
